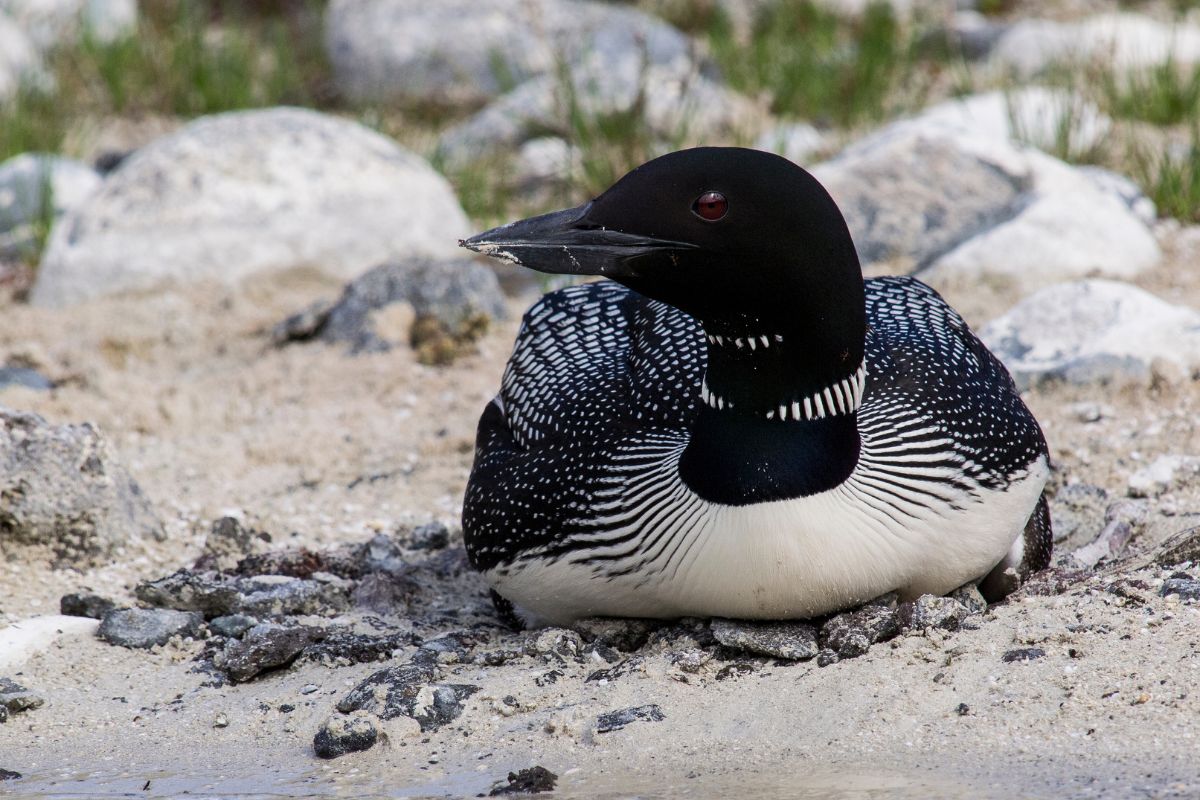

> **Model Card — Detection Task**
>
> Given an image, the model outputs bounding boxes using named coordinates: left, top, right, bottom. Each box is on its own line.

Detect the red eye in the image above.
left=692, top=191, right=727, bottom=221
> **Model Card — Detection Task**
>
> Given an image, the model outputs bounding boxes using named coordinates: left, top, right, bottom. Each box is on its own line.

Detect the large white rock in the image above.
left=326, top=0, right=692, bottom=109
left=0, top=0, right=137, bottom=50
left=989, top=13, right=1200, bottom=77
left=32, top=107, right=470, bottom=307
left=0, top=11, right=39, bottom=102
left=980, top=280, right=1200, bottom=387
left=812, top=96, right=1159, bottom=292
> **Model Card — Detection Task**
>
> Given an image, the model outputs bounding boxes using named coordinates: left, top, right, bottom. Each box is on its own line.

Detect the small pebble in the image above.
left=213, top=713, right=229, bottom=728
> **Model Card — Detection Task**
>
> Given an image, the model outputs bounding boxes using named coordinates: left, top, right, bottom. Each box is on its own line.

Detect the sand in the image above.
left=2, top=234, right=1200, bottom=798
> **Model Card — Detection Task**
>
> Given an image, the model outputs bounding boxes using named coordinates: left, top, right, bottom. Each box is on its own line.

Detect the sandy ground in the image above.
left=2, top=228, right=1200, bottom=798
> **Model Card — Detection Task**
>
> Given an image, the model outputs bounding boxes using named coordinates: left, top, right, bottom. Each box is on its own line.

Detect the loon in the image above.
left=460, top=147, right=1051, bottom=627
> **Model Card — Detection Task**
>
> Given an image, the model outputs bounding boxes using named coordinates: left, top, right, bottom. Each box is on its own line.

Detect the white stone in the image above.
left=0, top=10, right=39, bottom=102
left=754, top=122, right=828, bottom=166
left=325, top=0, right=691, bottom=109
left=980, top=280, right=1200, bottom=387
left=923, top=151, right=1161, bottom=292
left=513, top=137, right=578, bottom=188
left=1127, top=455, right=1200, bottom=498
left=989, top=13, right=1200, bottom=77
left=32, top=107, right=469, bottom=307
left=0, top=0, right=137, bottom=50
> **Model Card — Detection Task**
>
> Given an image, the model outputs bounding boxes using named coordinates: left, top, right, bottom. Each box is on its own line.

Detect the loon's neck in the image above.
left=678, top=323, right=865, bottom=506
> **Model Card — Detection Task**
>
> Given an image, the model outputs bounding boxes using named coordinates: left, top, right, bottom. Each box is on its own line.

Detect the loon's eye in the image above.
left=692, top=191, right=728, bottom=222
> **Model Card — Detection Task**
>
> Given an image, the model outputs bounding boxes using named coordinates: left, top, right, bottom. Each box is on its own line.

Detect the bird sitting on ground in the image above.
left=459, top=147, right=1051, bottom=628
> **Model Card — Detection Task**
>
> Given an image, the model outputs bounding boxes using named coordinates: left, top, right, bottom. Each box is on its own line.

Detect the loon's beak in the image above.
left=459, top=202, right=696, bottom=277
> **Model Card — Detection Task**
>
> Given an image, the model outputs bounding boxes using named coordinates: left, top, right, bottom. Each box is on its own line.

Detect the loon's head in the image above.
left=462, top=147, right=866, bottom=400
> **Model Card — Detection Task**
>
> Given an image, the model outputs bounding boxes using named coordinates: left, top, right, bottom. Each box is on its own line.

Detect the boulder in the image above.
left=97, top=608, right=203, bottom=649
left=988, top=13, right=1200, bottom=77
left=32, top=107, right=470, bottom=307
left=437, top=59, right=763, bottom=170
left=813, top=101, right=1159, bottom=291
left=979, top=280, right=1200, bottom=388
left=0, top=407, right=163, bottom=563
left=753, top=122, right=828, bottom=166
left=0, top=12, right=39, bottom=103
left=325, top=0, right=691, bottom=109
left=0, top=0, right=137, bottom=51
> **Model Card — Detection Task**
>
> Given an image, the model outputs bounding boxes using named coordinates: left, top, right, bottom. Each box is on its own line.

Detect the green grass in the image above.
left=707, top=0, right=923, bottom=129
left=1101, top=60, right=1200, bottom=127
left=0, top=0, right=329, bottom=162
left=1127, top=127, right=1200, bottom=223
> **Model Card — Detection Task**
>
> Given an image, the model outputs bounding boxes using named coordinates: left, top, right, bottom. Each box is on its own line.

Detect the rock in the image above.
left=1078, top=166, right=1156, bottom=226
left=753, top=122, right=828, bottom=166
left=490, top=766, right=558, bottom=795
left=300, top=629, right=414, bottom=665
left=512, top=137, right=578, bottom=191
left=0, top=12, right=39, bottom=103
left=979, top=280, right=1200, bottom=389
left=0, top=614, right=98, bottom=671
left=1001, top=647, right=1046, bottom=663
left=0, top=705, right=7, bottom=722
left=208, top=614, right=257, bottom=639
left=273, top=258, right=506, bottom=356
left=1128, top=456, right=1200, bottom=498
left=32, top=108, right=469, bottom=307
left=325, top=0, right=692, bottom=109
left=901, top=595, right=970, bottom=631
left=709, top=618, right=819, bottom=661
left=0, top=0, right=137, bottom=51
left=0, top=677, right=44, bottom=714
left=819, top=593, right=901, bottom=659
left=595, top=704, right=664, bottom=733
left=0, top=407, right=163, bottom=563
left=134, top=570, right=352, bottom=619
left=0, top=768, right=19, bottom=779
left=406, top=521, right=450, bottom=551
left=571, top=618, right=660, bottom=652
left=0, top=366, right=52, bottom=391
left=1161, top=578, right=1200, bottom=601
left=949, top=584, right=988, bottom=616
left=812, top=92, right=1157, bottom=290
left=218, top=623, right=323, bottom=682
left=989, top=13, right=1200, bottom=78
left=192, top=516, right=271, bottom=572
left=313, top=710, right=380, bottom=759
left=336, top=660, right=479, bottom=732
left=96, top=608, right=203, bottom=649
left=59, top=592, right=115, bottom=619
left=437, top=59, right=762, bottom=170
left=0, top=154, right=101, bottom=243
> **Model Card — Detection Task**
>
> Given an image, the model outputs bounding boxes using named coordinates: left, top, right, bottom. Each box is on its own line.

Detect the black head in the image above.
left=462, top=147, right=866, bottom=381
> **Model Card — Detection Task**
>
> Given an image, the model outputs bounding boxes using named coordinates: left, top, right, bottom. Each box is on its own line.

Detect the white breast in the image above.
left=486, top=452, right=1049, bottom=627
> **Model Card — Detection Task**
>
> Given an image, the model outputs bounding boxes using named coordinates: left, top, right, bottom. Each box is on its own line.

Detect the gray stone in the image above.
left=571, top=617, right=659, bottom=651
left=0, top=407, right=163, bottom=563
left=437, top=59, right=762, bottom=170
left=1128, top=456, right=1200, bottom=498
left=512, top=137, right=578, bottom=190
left=33, top=108, right=469, bottom=307
left=1051, top=483, right=1110, bottom=548
left=313, top=710, right=379, bottom=759
left=489, top=766, right=558, bottom=796
left=0, top=0, right=137, bottom=51
left=902, top=595, right=970, bottom=631
left=819, top=593, right=901, bottom=659
left=0, top=366, right=52, bottom=391
left=1161, top=578, right=1200, bottom=601
left=407, top=521, right=449, bottom=551
left=949, top=584, right=988, bottom=615
left=710, top=618, right=819, bottom=661
left=980, top=280, right=1200, bottom=389
left=1078, top=166, right=1156, bottom=226
left=134, top=570, right=352, bottom=619
left=208, top=614, right=257, bottom=639
left=0, top=767, right=19, bottom=779
left=595, top=703, right=664, bottom=733
left=59, top=591, right=115, bottom=619
left=274, top=258, right=506, bottom=355
left=193, top=516, right=271, bottom=572
left=0, top=153, right=101, bottom=235
left=336, top=659, right=477, bottom=732
left=0, top=677, right=44, bottom=713
left=97, top=608, right=203, bottom=649
left=218, top=623, right=323, bottom=682
left=325, top=0, right=692, bottom=109
left=1001, top=647, right=1045, bottom=662
left=0, top=12, right=39, bottom=103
